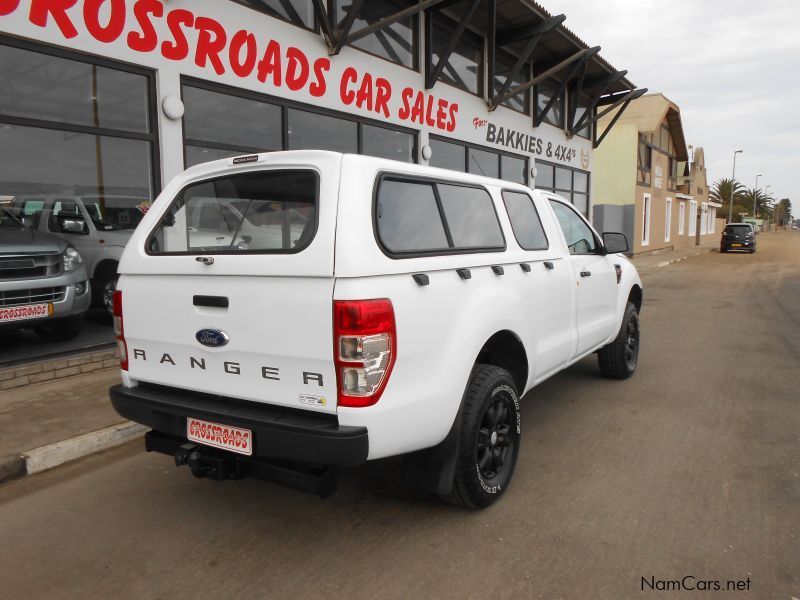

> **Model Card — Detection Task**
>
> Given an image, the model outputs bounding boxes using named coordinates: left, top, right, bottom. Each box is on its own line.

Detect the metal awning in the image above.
left=312, top=0, right=645, bottom=148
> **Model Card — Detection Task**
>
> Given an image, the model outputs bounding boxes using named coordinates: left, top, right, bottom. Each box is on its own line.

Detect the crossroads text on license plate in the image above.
left=187, top=417, right=253, bottom=456
left=0, top=303, right=51, bottom=323
left=732, top=243, right=742, bottom=247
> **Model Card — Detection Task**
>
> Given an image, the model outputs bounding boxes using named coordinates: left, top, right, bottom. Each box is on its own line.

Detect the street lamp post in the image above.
left=752, top=173, right=762, bottom=219
left=729, top=150, right=743, bottom=222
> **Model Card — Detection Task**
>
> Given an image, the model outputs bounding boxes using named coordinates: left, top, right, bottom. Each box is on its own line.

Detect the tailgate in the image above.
left=121, top=274, right=337, bottom=414
left=117, top=154, right=341, bottom=414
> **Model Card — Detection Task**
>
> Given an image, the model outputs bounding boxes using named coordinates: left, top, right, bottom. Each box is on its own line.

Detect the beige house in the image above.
left=592, top=93, right=722, bottom=254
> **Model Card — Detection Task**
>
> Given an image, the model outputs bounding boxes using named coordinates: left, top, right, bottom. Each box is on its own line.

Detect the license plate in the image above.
left=187, top=417, right=252, bottom=456
left=732, top=243, right=742, bottom=247
left=0, top=303, right=52, bottom=323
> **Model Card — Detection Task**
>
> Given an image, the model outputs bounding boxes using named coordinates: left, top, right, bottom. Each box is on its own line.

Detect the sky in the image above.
left=546, top=0, right=800, bottom=208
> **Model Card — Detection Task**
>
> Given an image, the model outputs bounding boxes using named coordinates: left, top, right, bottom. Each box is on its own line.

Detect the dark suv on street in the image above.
left=720, top=223, right=756, bottom=254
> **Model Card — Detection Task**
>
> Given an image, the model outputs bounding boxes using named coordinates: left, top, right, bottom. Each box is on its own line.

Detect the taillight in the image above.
left=112, top=290, right=128, bottom=371
left=334, top=299, right=396, bottom=408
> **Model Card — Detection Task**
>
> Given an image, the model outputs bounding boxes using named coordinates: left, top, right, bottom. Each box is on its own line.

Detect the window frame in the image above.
left=428, top=134, right=528, bottom=184
left=501, top=189, right=550, bottom=251
left=0, top=35, right=162, bottom=199
left=426, top=11, right=484, bottom=97
left=181, top=77, right=418, bottom=168
left=144, top=168, right=321, bottom=256
left=372, top=172, right=507, bottom=259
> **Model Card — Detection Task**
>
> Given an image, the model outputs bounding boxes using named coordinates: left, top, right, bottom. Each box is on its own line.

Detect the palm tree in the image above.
left=710, top=178, right=747, bottom=222
left=740, top=188, right=774, bottom=218
left=710, top=178, right=745, bottom=206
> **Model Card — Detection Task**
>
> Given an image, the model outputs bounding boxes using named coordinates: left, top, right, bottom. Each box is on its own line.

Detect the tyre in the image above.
left=443, top=364, right=521, bottom=509
left=35, top=315, right=84, bottom=342
left=597, top=301, right=640, bottom=379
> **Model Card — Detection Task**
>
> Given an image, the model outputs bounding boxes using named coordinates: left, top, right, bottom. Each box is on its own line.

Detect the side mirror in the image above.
left=58, top=215, right=87, bottom=234
left=603, top=232, right=629, bottom=254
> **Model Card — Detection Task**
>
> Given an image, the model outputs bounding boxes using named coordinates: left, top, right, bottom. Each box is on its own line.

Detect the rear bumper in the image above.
left=110, top=383, right=369, bottom=466
left=721, top=241, right=755, bottom=250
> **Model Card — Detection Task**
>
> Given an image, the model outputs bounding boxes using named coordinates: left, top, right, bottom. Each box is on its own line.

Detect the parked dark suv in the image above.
left=720, top=223, right=756, bottom=254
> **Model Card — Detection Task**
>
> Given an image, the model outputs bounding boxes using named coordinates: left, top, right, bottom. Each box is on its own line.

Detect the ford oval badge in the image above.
left=196, top=329, right=229, bottom=348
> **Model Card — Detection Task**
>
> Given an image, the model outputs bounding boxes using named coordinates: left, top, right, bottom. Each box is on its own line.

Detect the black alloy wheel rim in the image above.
left=625, top=314, right=640, bottom=370
left=477, top=393, right=515, bottom=481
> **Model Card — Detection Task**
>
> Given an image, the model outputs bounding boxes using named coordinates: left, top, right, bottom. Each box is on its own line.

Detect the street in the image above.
left=0, top=233, right=798, bottom=600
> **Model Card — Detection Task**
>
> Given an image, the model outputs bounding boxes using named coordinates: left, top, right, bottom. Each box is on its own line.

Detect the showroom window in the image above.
left=429, top=137, right=528, bottom=185
left=181, top=80, right=416, bottom=167
left=333, top=0, right=417, bottom=69
left=429, top=11, right=483, bottom=95
left=572, top=94, right=592, bottom=139
left=535, top=161, right=590, bottom=217
left=0, top=38, right=158, bottom=230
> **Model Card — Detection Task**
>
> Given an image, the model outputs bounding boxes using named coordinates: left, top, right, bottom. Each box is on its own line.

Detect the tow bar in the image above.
left=145, top=431, right=339, bottom=498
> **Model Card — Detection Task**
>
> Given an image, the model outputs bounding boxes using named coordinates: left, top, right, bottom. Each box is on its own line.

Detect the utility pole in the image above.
left=729, top=150, right=743, bottom=222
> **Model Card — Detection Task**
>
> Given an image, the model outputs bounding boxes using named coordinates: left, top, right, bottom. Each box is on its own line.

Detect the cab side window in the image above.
left=549, top=200, right=597, bottom=255
left=502, top=191, right=548, bottom=250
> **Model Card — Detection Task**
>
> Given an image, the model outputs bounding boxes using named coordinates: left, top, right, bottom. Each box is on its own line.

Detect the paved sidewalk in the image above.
left=630, top=241, right=717, bottom=273
left=0, top=367, right=123, bottom=459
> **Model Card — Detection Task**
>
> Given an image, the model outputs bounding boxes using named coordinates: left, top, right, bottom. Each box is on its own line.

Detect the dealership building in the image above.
left=0, top=0, right=644, bottom=226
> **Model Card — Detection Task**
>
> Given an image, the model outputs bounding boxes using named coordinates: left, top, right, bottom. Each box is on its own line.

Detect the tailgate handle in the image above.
left=580, top=270, right=592, bottom=278
left=196, top=256, right=214, bottom=265
left=193, top=295, right=229, bottom=308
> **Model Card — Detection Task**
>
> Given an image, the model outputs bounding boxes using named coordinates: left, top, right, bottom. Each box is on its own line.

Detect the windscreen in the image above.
left=724, top=225, right=751, bottom=234
left=146, top=170, right=318, bottom=254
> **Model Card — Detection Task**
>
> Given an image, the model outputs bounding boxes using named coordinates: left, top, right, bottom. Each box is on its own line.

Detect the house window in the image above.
left=665, top=197, right=672, bottom=242
left=668, top=157, right=677, bottom=190
left=637, top=134, right=652, bottom=185
left=678, top=201, right=686, bottom=235
left=688, top=200, right=697, bottom=237
left=641, top=193, right=651, bottom=246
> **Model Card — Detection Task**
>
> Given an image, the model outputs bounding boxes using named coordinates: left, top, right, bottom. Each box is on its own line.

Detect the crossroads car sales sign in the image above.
left=0, top=0, right=591, bottom=169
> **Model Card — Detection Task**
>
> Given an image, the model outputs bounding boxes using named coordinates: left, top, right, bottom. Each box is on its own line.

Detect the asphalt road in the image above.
left=1, top=233, right=798, bottom=600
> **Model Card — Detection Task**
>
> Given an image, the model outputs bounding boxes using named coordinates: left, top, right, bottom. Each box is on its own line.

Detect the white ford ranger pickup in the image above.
left=109, top=151, right=642, bottom=508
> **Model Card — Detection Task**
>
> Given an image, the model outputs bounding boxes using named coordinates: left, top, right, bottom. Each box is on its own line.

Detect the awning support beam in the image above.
left=488, top=14, right=566, bottom=111
left=532, top=47, right=599, bottom=127
left=332, top=0, right=366, bottom=55
left=593, top=88, right=648, bottom=147
left=345, top=0, right=450, bottom=46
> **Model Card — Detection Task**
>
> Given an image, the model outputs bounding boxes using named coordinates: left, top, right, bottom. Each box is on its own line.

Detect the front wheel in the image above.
left=443, top=364, right=521, bottom=509
left=35, top=315, right=84, bottom=342
left=597, top=302, right=640, bottom=379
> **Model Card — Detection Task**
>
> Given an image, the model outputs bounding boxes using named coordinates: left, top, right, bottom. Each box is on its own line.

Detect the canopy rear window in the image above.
left=146, top=170, right=318, bottom=255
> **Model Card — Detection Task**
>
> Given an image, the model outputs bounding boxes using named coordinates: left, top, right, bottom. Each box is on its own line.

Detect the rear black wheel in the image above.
left=598, top=302, right=640, bottom=379
left=443, top=364, right=521, bottom=509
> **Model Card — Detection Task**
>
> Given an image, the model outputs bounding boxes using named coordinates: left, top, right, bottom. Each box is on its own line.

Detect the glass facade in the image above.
left=536, top=79, right=564, bottom=128
left=182, top=80, right=416, bottom=167
left=493, top=51, right=530, bottom=114
left=535, top=161, right=590, bottom=217
left=0, top=40, right=157, bottom=230
left=429, top=137, right=528, bottom=185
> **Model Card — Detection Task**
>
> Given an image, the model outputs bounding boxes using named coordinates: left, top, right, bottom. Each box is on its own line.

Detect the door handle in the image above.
left=580, top=270, right=592, bottom=278
left=543, top=261, right=555, bottom=270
